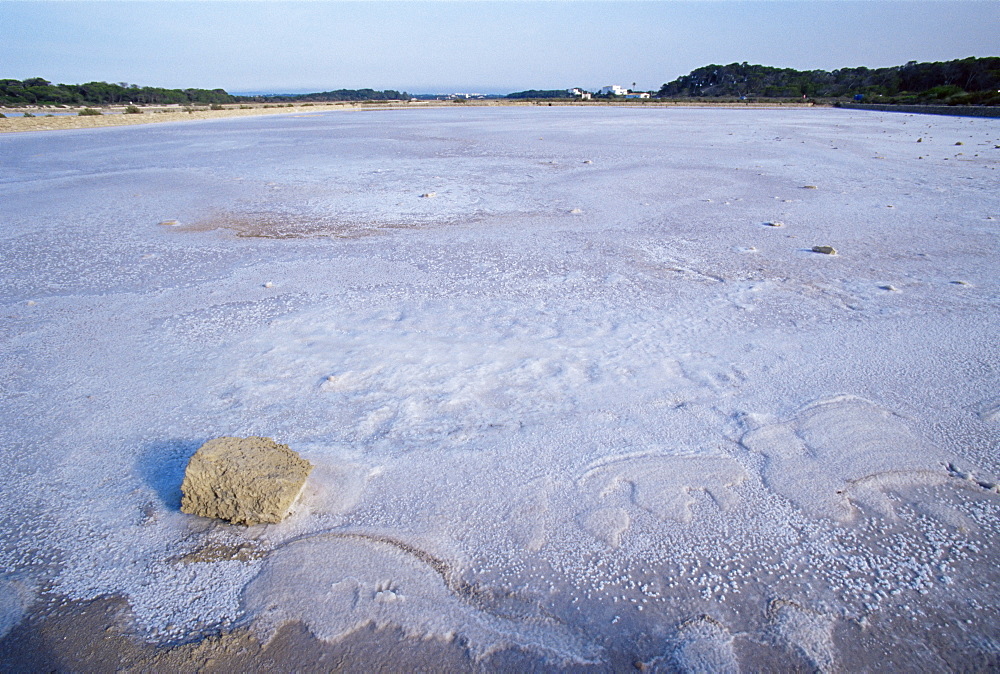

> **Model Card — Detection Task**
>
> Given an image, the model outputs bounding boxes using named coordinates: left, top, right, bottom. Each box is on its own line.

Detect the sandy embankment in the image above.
left=0, top=100, right=821, bottom=133
left=0, top=102, right=370, bottom=133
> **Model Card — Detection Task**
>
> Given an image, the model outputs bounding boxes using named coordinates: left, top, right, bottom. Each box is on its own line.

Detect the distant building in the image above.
left=567, top=88, right=592, bottom=100
left=599, top=85, right=628, bottom=96
left=625, top=92, right=651, bottom=99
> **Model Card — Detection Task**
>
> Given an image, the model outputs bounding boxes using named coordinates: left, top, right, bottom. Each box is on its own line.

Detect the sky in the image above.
left=1, top=1, right=998, bottom=95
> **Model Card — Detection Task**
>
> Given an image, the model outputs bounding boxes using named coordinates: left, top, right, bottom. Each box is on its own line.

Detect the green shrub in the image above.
left=124, top=105, right=142, bottom=114
left=945, top=93, right=973, bottom=105
left=22, top=112, right=35, bottom=117
left=925, top=85, right=964, bottom=100
left=981, top=92, right=1000, bottom=105
left=0, top=113, right=6, bottom=118
left=239, top=105, right=252, bottom=109
left=210, top=103, right=224, bottom=110
left=78, top=108, right=102, bottom=116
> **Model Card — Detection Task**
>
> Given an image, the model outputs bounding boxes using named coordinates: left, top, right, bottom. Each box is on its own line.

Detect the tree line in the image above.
left=506, top=90, right=571, bottom=99
left=242, top=88, right=409, bottom=102
left=0, top=79, right=409, bottom=107
left=7, top=58, right=997, bottom=108
left=656, top=57, right=1000, bottom=105
left=0, top=78, right=235, bottom=106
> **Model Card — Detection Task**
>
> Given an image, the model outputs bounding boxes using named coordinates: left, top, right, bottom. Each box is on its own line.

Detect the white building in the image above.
left=599, top=85, right=628, bottom=96
left=567, top=88, right=592, bottom=100
left=625, top=92, right=651, bottom=99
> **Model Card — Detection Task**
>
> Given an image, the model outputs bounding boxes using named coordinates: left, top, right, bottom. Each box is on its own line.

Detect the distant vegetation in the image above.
left=503, top=57, right=1000, bottom=105
left=657, top=57, right=1000, bottom=105
left=506, top=90, right=572, bottom=99
left=5, top=58, right=997, bottom=110
left=238, top=89, right=409, bottom=103
left=0, top=78, right=235, bottom=106
left=0, top=78, right=410, bottom=107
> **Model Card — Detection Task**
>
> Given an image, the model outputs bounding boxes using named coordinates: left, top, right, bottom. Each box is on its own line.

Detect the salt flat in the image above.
left=1, top=107, right=998, bottom=669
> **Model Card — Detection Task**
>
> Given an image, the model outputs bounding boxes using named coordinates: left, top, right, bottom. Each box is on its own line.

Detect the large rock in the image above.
left=180, top=436, right=313, bottom=525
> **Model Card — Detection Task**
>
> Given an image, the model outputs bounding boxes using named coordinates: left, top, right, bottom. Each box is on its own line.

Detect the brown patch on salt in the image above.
left=179, top=210, right=449, bottom=240
left=172, top=541, right=269, bottom=564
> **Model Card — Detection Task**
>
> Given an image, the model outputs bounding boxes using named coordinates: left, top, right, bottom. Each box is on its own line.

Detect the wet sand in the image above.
left=0, top=593, right=590, bottom=672
left=0, top=594, right=464, bottom=672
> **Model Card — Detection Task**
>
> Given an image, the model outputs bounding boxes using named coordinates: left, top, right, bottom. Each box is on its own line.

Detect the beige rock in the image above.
left=811, top=245, right=837, bottom=255
left=180, top=436, right=313, bottom=525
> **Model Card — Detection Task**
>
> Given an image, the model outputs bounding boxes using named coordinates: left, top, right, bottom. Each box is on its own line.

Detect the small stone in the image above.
left=180, top=436, right=313, bottom=525
left=879, top=285, right=899, bottom=292
left=802, top=185, right=818, bottom=189
left=569, top=208, right=584, bottom=214
left=158, top=220, right=180, bottom=226
left=763, top=221, right=784, bottom=227
left=811, top=245, right=837, bottom=255
left=917, top=138, right=922, bottom=142
left=420, top=192, right=436, bottom=198
left=583, top=160, right=593, bottom=164
left=955, top=142, right=963, bottom=146
left=263, top=281, right=274, bottom=288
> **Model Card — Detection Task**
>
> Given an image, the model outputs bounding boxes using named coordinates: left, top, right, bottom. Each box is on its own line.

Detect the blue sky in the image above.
left=2, top=1, right=998, bottom=94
